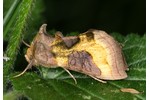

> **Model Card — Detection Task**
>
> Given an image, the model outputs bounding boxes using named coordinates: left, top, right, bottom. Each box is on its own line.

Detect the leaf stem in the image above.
left=4, top=0, right=34, bottom=76
left=3, top=0, right=21, bottom=27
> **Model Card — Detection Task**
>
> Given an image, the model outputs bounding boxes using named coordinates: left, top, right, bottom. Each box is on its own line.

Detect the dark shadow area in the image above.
left=43, top=0, right=145, bottom=35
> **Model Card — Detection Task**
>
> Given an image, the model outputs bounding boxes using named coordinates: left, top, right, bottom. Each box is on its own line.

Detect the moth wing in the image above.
left=92, top=30, right=128, bottom=80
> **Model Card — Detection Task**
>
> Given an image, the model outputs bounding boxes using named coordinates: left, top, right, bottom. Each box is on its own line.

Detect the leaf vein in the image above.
left=63, top=80, right=105, bottom=100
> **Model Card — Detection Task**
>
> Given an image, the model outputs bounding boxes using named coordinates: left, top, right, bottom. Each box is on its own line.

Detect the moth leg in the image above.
left=62, top=67, right=77, bottom=84
left=13, top=60, right=33, bottom=78
left=22, top=39, right=30, bottom=47
left=89, top=75, right=107, bottom=83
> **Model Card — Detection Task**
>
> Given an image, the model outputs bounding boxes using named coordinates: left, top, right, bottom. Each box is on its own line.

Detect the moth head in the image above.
left=14, top=24, right=55, bottom=78
left=13, top=41, right=36, bottom=78
left=25, top=45, right=34, bottom=63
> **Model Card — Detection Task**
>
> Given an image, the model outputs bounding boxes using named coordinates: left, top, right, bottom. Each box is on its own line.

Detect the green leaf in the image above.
left=4, top=91, right=28, bottom=100
left=9, top=33, right=145, bottom=100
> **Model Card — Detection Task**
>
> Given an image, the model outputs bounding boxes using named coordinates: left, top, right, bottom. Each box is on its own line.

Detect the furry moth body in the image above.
left=15, top=24, right=128, bottom=81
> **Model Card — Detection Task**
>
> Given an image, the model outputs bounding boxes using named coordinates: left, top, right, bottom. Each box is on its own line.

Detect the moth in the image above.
left=15, top=24, right=128, bottom=83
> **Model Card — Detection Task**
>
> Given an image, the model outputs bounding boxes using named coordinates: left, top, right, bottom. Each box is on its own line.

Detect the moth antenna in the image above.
left=62, top=67, right=77, bottom=84
left=22, top=40, right=30, bottom=47
left=89, top=75, right=107, bottom=83
left=39, top=24, right=47, bottom=34
left=13, top=60, right=33, bottom=78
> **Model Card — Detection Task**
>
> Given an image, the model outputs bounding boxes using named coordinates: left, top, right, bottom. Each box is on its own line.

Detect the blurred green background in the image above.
left=42, top=0, right=145, bottom=35
left=4, top=0, right=146, bottom=36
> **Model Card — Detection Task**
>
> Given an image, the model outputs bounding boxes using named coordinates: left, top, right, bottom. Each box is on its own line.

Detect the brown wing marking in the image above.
left=68, top=51, right=101, bottom=77
left=62, top=36, right=80, bottom=48
left=54, top=31, right=79, bottom=48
